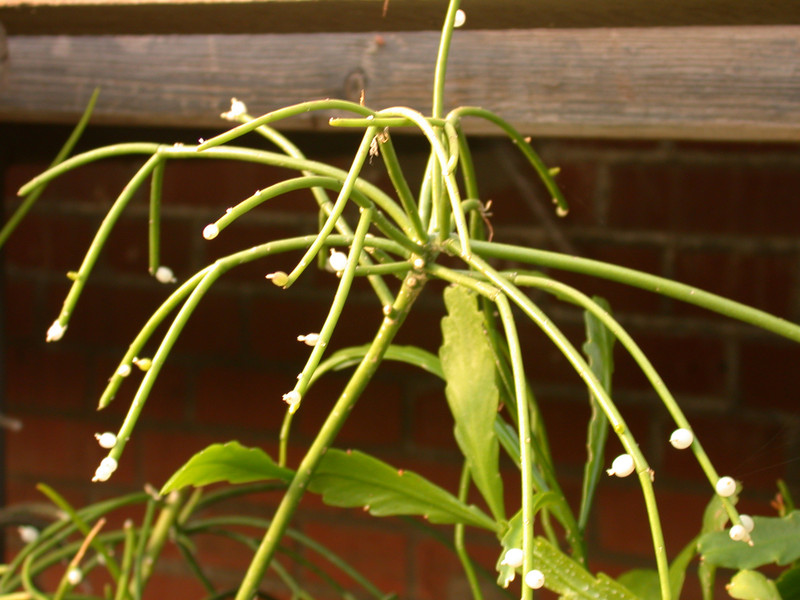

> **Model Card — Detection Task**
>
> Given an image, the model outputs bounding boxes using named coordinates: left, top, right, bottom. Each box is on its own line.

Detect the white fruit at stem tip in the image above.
left=739, top=514, right=755, bottom=532
left=95, top=432, right=117, bottom=449
left=328, top=251, right=348, bottom=272
left=202, top=224, right=219, bottom=240
left=454, top=9, right=466, bottom=27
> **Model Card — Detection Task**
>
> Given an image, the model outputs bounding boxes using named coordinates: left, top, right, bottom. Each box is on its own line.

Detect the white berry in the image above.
left=116, top=364, right=132, bottom=377
left=607, top=453, right=635, bottom=477
left=729, top=524, right=748, bottom=541
left=155, top=266, right=176, bottom=284
left=93, top=457, right=118, bottom=482
left=501, top=548, right=524, bottom=568
left=669, top=428, right=694, bottom=449
left=282, top=390, right=301, bottom=406
left=266, top=271, right=289, bottom=287
left=524, top=569, right=545, bottom=589
left=739, top=514, right=755, bottom=532
left=202, top=224, right=219, bottom=240
left=715, top=476, right=737, bottom=497
left=95, top=432, right=118, bottom=449
left=18, top=525, right=39, bottom=544
left=221, top=97, right=247, bottom=121
left=67, top=567, right=82, bottom=586
left=328, top=250, right=348, bottom=272
left=454, top=9, right=466, bottom=27
left=46, top=320, right=66, bottom=342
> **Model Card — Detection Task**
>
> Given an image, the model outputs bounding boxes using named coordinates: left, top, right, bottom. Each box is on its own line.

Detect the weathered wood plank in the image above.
left=2, top=0, right=800, bottom=35
left=1, top=27, right=799, bottom=141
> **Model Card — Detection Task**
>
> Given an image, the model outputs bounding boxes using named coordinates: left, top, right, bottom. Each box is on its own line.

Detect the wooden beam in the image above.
left=2, top=0, right=800, bottom=35
left=1, top=27, right=799, bottom=141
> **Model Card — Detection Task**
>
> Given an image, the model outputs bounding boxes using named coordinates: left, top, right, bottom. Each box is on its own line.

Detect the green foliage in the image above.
left=699, top=511, right=800, bottom=569
left=440, top=285, right=505, bottom=522
left=726, top=570, right=782, bottom=600
left=160, top=441, right=293, bottom=493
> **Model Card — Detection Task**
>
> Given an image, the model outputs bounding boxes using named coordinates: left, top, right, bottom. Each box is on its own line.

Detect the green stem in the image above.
left=432, top=0, right=462, bottom=119
left=495, top=295, right=536, bottom=600
left=0, top=88, right=100, bottom=249
left=472, top=239, right=800, bottom=343
left=458, top=244, right=671, bottom=600
left=283, top=127, right=377, bottom=287
left=454, top=463, right=483, bottom=600
left=234, top=272, right=425, bottom=600
left=148, top=159, right=165, bottom=275
left=377, top=133, right=427, bottom=242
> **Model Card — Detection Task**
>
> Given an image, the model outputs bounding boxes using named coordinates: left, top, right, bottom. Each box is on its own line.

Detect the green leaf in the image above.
left=311, top=344, right=443, bottom=385
left=727, top=570, right=781, bottom=600
left=578, top=295, right=615, bottom=531
left=533, top=537, right=640, bottom=600
left=617, top=569, right=660, bottom=600
left=307, top=448, right=497, bottom=532
left=160, top=441, right=293, bottom=494
left=776, top=565, right=800, bottom=600
left=699, top=511, right=800, bottom=569
left=439, top=285, right=505, bottom=522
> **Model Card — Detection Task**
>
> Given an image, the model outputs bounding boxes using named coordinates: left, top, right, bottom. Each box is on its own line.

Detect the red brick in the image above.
left=193, top=364, right=289, bottom=433
left=740, top=340, right=800, bottom=412
left=301, top=518, right=409, bottom=595
left=613, top=333, right=728, bottom=396
left=5, top=346, right=90, bottom=412
left=4, top=211, right=100, bottom=272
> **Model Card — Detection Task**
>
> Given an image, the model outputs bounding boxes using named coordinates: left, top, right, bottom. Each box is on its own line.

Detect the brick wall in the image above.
left=2, top=123, right=800, bottom=599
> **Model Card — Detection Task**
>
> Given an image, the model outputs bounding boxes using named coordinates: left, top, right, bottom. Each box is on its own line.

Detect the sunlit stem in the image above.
left=148, top=160, right=165, bottom=275
left=432, top=0, right=462, bottom=119
left=283, top=127, right=378, bottom=288
left=288, top=208, right=375, bottom=410
left=455, top=463, right=483, bottom=600
left=0, top=88, right=100, bottom=249
left=458, top=243, right=671, bottom=600
left=235, top=272, right=424, bottom=600
left=495, top=295, right=536, bottom=600
left=49, top=152, right=163, bottom=333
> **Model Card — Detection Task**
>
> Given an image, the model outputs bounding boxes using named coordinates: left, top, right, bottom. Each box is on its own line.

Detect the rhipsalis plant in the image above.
left=3, top=2, right=800, bottom=599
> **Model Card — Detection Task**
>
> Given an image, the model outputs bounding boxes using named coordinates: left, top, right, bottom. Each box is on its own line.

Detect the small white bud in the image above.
left=155, top=266, right=176, bottom=284
left=266, top=271, right=289, bottom=287
left=297, top=333, right=320, bottom=346
left=715, top=476, right=737, bottom=497
left=202, top=224, right=219, bottom=240
left=524, top=569, right=545, bottom=590
left=133, top=357, right=152, bottom=371
left=729, top=524, right=748, bottom=541
left=67, top=567, right=83, bottom=586
left=95, top=432, right=118, bottom=449
left=46, top=320, right=66, bottom=342
left=501, top=548, right=524, bottom=568
left=412, top=257, right=426, bottom=270
left=282, top=390, right=301, bottom=407
left=327, top=250, right=348, bottom=272
left=18, top=525, right=39, bottom=544
left=221, top=98, right=248, bottom=121
left=93, top=456, right=118, bottom=482
left=453, top=9, right=466, bottom=27
left=116, top=364, right=132, bottom=377
left=607, top=453, right=635, bottom=478
left=669, top=428, right=694, bottom=449
left=739, top=514, right=755, bottom=532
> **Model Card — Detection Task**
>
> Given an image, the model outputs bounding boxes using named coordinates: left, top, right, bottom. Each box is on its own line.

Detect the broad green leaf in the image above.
left=727, top=570, right=781, bottom=600
left=160, top=441, right=293, bottom=494
left=533, top=537, right=640, bottom=600
left=699, top=511, right=800, bottom=569
left=306, top=448, right=497, bottom=532
left=578, top=295, right=615, bottom=532
left=440, top=285, right=505, bottom=522
left=776, top=565, right=800, bottom=600
left=617, top=569, right=659, bottom=600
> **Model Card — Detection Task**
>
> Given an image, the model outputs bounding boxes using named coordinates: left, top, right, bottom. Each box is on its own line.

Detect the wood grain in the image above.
left=1, top=27, right=799, bottom=141
left=2, top=0, right=800, bottom=35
